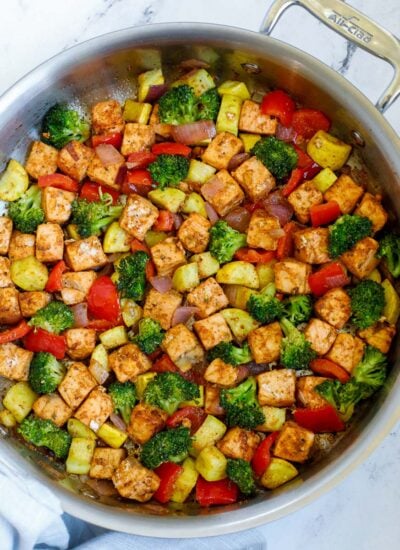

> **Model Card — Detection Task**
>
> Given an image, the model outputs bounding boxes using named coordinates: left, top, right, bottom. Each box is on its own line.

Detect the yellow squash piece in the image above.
left=120, top=299, right=143, bottom=328
left=261, top=457, right=298, bottom=489
left=189, top=252, right=220, bottom=279
left=0, top=159, right=29, bottom=201
left=170, top=457, right=199, bottom=503
left=173, top=69, right=215, bottom=96
left=3, top=382, right=37, bottom=423
left=256, top=261, right=277, bottom=288
left=67, top=418, right=97, bottom=440
left=311, top=167, right=338, bottom=193
left=97, top=422, right=128, bottom=448
left=66, top=437, right=96, bottom=475
left=148, top=188, right=186, bottom=213
left=144, top=230, right=168, bottom=248
left=172, top=263, right=199, bottom=292
left=218, top=80, right=250, bottom=100
left=190, top=414, right=227, bottom=457
left=135, top=372, right=157, bottom=399
left=221, top=308, right=259, bottom=342
left=239, top=133, right=261, bottom=153
left=216, top=94, right=243, bottom=136
left=216, top=261, right=259, bottom=289
left=138, top=68, right=164, bottom=103
left=123, top=99, right=152, bottom=123
left=195, top=446, right=227, bottom=481
left=185, top=159, right=216, bottom=184
left=257, top=406, right=286, bottom=432
left=103, top=222, right=131, bottom=253
left=99, top=326, right=128, bottom=349
left=89, top=343, right=110, bottom=383
left=307, top=130, right=352, bottom=171
left=182, top=193, right=208, bottom=218
left=382, top=279, right=400, bottom=325
left=224, top=284, right=257, bottom=310
left=0, top=409, right=17, bottom=428
left=11, top=256, right=48, bottom=291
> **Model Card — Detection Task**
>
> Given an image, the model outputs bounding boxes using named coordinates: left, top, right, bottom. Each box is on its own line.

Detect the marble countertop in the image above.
left=1, top=1, right=400, bottom=548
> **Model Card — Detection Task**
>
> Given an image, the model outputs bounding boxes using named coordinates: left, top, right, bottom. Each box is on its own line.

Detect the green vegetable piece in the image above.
left=116, top=251, right=148, bottom=301
left=328, top=214, right=372, bottom=258
left=247, top=283, right=285, bottom=324
left=71, top=195, right=123, bottom=238
left=143, top=372, right=200, bottom=415
left=283, top=295, right=313, bottom=326
left=108, top=381, right=137, bottom=424
left=377, top=233, right=400, bottom=278
left=353, top=345, right=387, bottom=390
left=197, top=88, right=221, bottom=121
left=207, top=341, right=252, bottom=366
left=220, top=377, right=265, bottom=430
left=132, top=318, right=165, bottom=355
left=18, top=415, right=71, bottom=459
left=8, top=185, right=44, bottom=234
left=148, top=154, right=190, bottom=190
left=349, top=280, right=385, bottom=329
left=28, top=352, right=66, bottom=394
left=158, top=85, right=198, bottom=125
left=251, top=136, right=298, bottom=179
left=140, top=426, right=191, bottom=469
left=226, top=458, right=256, bottom=495
left=29, top=301, right=74, bottom=335
left=280, top=318, right=317, bottom=370
left=209, top=220, right=247, bottom=264
left=41, top=104, right=90, bottom=149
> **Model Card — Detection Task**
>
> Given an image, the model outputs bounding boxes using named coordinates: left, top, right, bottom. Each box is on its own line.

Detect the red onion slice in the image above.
left=227, top=152, right=250, bottom=171
left=95, top=144, right=124, bottom=166
left=65, top=141, right=79, bottom=161
left=173, top=213, right=183, bottom=230
left=205, top=202, right=219, bottom=224
left=263, top=190, right=294, bottom=226
left=201, top=176, right=225, bottom=200
left=72, top=303, right=89, bottom=328
left=276, top=123, right=297, bottom=142
left=223, top=207, right=251, bottom=233
left=171, top=120, right=216, bottom=145
left=110, top=413, right=127, bottom=432
left=145, top=84, right=169, bottom=103
left=179, top=59, right=210, bottom=69
left=150, top=276, right=173, bottom=294
left=172, top=306, right=199, bottom=326
left=85, top=478, right=119, bottom=497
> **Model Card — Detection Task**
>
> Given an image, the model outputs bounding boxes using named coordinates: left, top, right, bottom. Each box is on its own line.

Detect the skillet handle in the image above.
left=260, top=0, right=400, bottom=112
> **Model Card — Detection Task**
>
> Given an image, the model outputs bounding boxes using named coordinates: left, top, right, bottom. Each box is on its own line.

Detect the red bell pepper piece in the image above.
left=293, top=146, right=313, bottom=169
left=308, top=262, right=349, bottom=296
left=243, top=201, right=263, bottom=214
left=153, top=210, right=175, bottom=232
left=0, top=320, right=32, bottom=345
left=127, top=151, right=157, bottom=169
left=261, top=90, right=296, bottom=127
left=234, top=248, right=276, bottom=264
left=277, top=221, right=298, bottom=260
left=151, top=354, right=179, bottom=373
left=45, top=260, right=68, bottom=292
left=152, top=142, right=191, bottom=157
left=80, top=181, right=120, bottom=204
left=87, top=276, right=121, bottom=323
left=310, top=358, right=350, bottom=384
left=195, top=477, right=239, bottom=507
left=251, top=432, right=279, bottom=477
left=38, top=173, right=79, bottom=193
left=92, top=132, right=123, bottom=149
left=166, top=406, right=207, bottom=434
left=130, top=238, right=150, bottom=254
left=282, top=168, right=304, bottom=197
left=153, top=462, right=183, bottom=504
left=23, top=329, right=66, bottom=359
left=122, top=169, right=153, bottom=196
left=145, top=260, right=156, bottom=281
left=310, top=201, right=341, bottom=227
left=294, top=405, right=345, bottom=433
left=292, top=109, right=331, bottom=140
left=86, top=319, right=120, bottom=331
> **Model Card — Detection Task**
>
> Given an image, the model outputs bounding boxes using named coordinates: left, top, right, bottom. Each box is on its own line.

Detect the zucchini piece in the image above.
left=67, top=418, right=97, bottom=440
left=88, top=344, right=109, bottom=384
left=97, top=422, right=128, bottom=448
left=261, top=457, right=298, bottom=489
left=123, top=99, right=152, bottom=123
left=120, top=299, right=143, bottom=328
left=173, top=69, right=215, bottom=96
left=144, top=230, right=168, bottom=248
left=256, top=261, right=276, bottom=289
left=221, top=308, right=260, bottom=342
left=307, top=130, right=352, bottom=171
left=148, top=188, right=186, bottom=213
left=224, top=284, right=256, bottom=310
left=99, top=326, right=128, bottom=349
left=216, top=261, right=259, bottom=289
left=239, top=133, right=261, bottom=153
left=67, top=224, right=81, bottom=240
left=172, top=263, right=200, bottom=292
left=0, top=160, right=29, bottom=202
left=0, top=409, right=17, bottom=428
left=216, top=94, right=243, bottom=136
left=3, top=382, right=37, bottom=423
left=190, top=414, right=227, bottom=457
left=195, top=446, right=227, bottom=481
left=382, top=279, right=400, bottom=325
left=138, top=68, right=164, bottom=103
left=10, top=256, right=48, bottom=291
left=66, top=437, right=96, bottom=475
left=170, top=457, right=199, bottom=503
left=257, top=406, right=286, bottom=432
left=182, top=193, right=208, bottom=218
left=190, top=252, right=220, bottom=279
left=185, top=159, right=216, bottom=184
left=135, top=372, right=157, bottom=399
left=367, top=269, right=382, bottom=283
left=103, top=222, right=131, bottom=253
left=218, top=80, right=250, bottom=100
left=311, top=167, right=338, bottom=193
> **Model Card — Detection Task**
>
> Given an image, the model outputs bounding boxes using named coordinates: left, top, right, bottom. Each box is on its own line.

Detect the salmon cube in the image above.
left=354, top=192, right=388, bottom=233
left=8, top=231, right=35, bottom=260
left=65, top=236, right=107, bottom=271
left=86, top=153, right=124, bottom=191
left=178, top=213, right=211, bottom=253
left=119, top=194, right=159, bottom=240
left=314, top=288, right=351, bottom=329
left=25, top=141, right=58, bottom=180
left=0, top=216, right=13, bottom=255
left=19, top=291, right=51, bottom=317
left=288, top=181, right=323, bottom=224
left=41, top=186, right=75, bottom=224
left=0, top=257, right=13, bottom=288
left=358, top=322, right=396, bottom=354
left=201, top=170, right=245, bottom=217
left=162, top=323, right=205, bottom=372
left=109, top=343, right=152, bottom=382
left=57, top=141, right=94, bottom=181
left=0, top=342, right=32, bottom=381
left=326, top=332, right=365, bottom=373
left=232, top=156, right=275, bottom=202
left=112, top=457, right=160, bottom=501
left=143, top=288, right=182, bottom=330
left=341, top=237, right=380, bottom=279
left=273, top=421, right=315, bottom=462
left=204, top=358, right=239, bottom=387
left=58, top=362, right=97, bottom=409
left=60, top=271, right=97, bottom=305
left=204, top=384, right=224, bottom=416
left=92, top=100, right=124, bottom=135
left=257, top=369, right=296, bottom=407
left=193, top=313, right=232, bottom=350
left=150, top=237, right=186, bottom=277
left=247, top=210, right=281, bottom=251
left=239, top=100, right=277, bottom=135
left=296, top=376, right=329, bottom=409
left=324, top=174, right=363, bottom=214
left=202, top=132, right=244, bottom=170
left=248, top=323, right=282, bottom=364
left=35, top=223, right=64, bottom=263
left=274, top=259, right=311, bottom=295
left=65, top=328, right=96, bottom=360
left=217, top=427, right=260, bottom=461
left=127, top=403, right=168, bottom=444
left=33, top=394, right=73, bottom=427
left=187, top=277, right=228, bottom=319
left=121, top=123, right=155, bottom=156
left=74, top=386, right=113, bottom=430
left=89, top=447, right=126, bottom=479
left=0, top=287, right=22, bottom=324
left=304, top=318, right=337, bottom=355
left=294, top=228, right=330, bottom=264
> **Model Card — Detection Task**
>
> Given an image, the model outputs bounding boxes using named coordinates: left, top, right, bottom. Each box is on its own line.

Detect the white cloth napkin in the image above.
left=0, top=458, right=266, bottom=550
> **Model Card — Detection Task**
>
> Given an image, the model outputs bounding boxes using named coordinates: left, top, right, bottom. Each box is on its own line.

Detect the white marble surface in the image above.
left=1, top=1, right=400, bottom=548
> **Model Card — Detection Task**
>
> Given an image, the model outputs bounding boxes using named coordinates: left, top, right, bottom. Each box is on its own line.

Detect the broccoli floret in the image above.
left=283, top=295, right=313, bottom=326
left=328, top=214, right=372, bottom=258
left=378, top=233, right=400, bottom=278
left=29, top=301, right=74, bottom=335
left=41, top=104, right=90, bottom=149
left=18, top=415, right=71, bottom=459
left=8, top=185, right=45, bottom=234
left=197, top=88, right=221, bottom=121
left=349, top=280, right=385, bottom=329
left=247, top=283, right=285, bottom=324
left=209, top=220, right=247, bottom=263
left=207, top=341, right=252, bottom=366
left=353, top=345, right=387, bottom=390
left=158, top=85, right=199, bottom=125
left=251, top=136, right=298, bottom=179
left=280, top=318, right=317, bottom=370
left=140, top=426, right=191, bottom=469
left=28, top=352, right=65, bottom=394
left=116, top=251, right=148, bottom=301
left=132, top=318, right=165, bottom=354
left=226, top=458, right=256, bottom=495
left=71, top=194, right=123, bottom=238
left=108, top=381, right=137, bottom=424
left=220, top=377, right=265, bottom=430
left=148, top=154, right=189, bottom=190
left=143, top=372, right=200, bottom=415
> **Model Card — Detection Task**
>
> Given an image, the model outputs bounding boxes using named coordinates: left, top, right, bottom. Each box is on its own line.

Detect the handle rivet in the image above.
left=241, top=62, right=261, bottom=74
left=350, top=130, right=365, bottom=147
